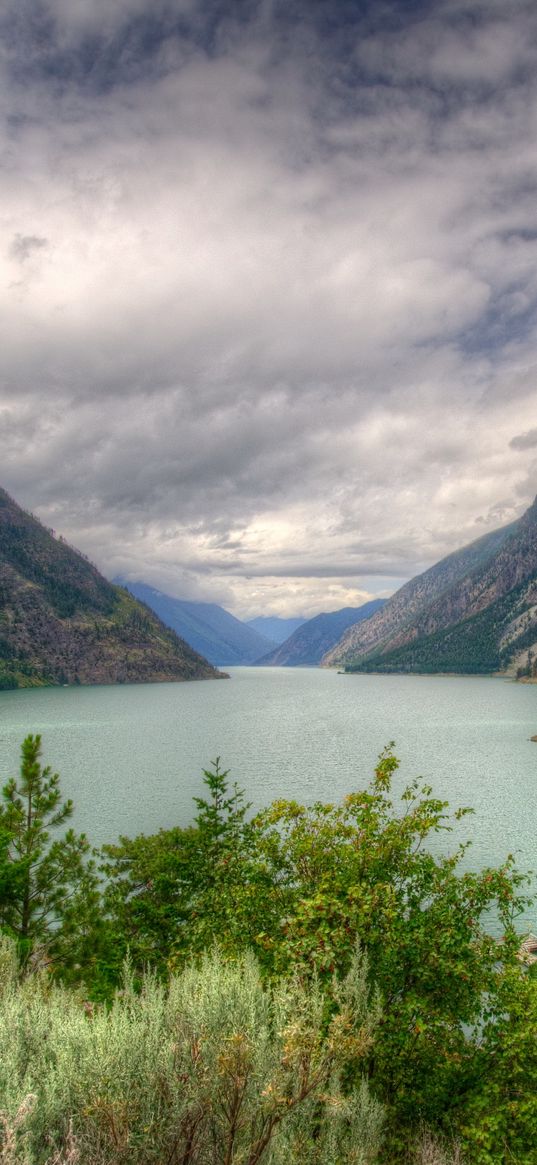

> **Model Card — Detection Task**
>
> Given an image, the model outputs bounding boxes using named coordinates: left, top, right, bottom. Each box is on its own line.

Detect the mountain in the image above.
left=118, top=582, right=274, bottom=666
left=323, top=500, right=537, bottom=675
left=0, top=489, right=224, bottom=688
left=246, top=616, right=306, bottom=644
left=257, top=600, right=386, bottom=666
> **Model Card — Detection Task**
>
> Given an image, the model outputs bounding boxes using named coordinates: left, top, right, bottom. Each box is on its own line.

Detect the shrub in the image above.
left=0, top=937, right=383, bottom=1165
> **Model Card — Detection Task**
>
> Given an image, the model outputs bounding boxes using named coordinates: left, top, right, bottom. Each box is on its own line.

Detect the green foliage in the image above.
left=0, top=827, right=25, bottom=913
left=101, top=824, right=199, bottom=981
left=0, top=736, right=99, bottom=973
left=0, top=659, right=48, bottom=690
left=2, top=737, right=536, bottom=1162
left=0, top=937, right=383, bottom=1165
left=100, top=747, right=531, bottom=1155
left=249, top=748, right=529, bottom=1143
left=102, top=759, right=280, bottom=979
left=182, top=759, right=279, bottom=963
left=459, top=966, right=537, bottom=1163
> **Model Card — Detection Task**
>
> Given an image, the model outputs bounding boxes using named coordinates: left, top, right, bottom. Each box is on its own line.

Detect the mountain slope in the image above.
left=258, top=600, right=386, bottom=666
left=0, top=489, right=224, bottom=688
left=119, top=583, right=274, bottom=666
left=324, top=500, right=537, bottom=675
left=246, top=616, right=306, bottom=644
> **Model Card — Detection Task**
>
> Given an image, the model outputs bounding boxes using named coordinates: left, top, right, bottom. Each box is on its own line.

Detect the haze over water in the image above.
left=0, top=669, right=536, bottom=926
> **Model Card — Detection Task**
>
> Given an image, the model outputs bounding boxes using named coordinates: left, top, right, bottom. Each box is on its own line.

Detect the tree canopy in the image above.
left=0, top=738, right=535, bottom=1163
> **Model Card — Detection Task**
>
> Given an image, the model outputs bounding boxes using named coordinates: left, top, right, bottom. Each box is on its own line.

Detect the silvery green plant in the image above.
left=0, top=936, right=383, bottom=1165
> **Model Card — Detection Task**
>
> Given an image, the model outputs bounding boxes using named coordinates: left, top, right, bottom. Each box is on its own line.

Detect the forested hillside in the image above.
left=0, top=488, right=223, bottom=687
left=325, top=498, right=537, bottom=676
left=119, top=581, right=273, bottom=665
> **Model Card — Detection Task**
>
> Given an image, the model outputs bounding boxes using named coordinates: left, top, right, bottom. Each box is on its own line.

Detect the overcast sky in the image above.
left=2, top=0, right=537, bottom=619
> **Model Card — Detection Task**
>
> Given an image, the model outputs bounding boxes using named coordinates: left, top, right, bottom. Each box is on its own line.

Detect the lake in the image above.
left=0, top=668, right=536, bottom=923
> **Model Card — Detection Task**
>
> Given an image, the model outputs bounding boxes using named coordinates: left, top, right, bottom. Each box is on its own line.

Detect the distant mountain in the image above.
left=118, top=583, right=274, bottom=666
left=324, top=500, right=537, bottom=676
left=246, top=616, right=306, bottom=644
left=0, top=488, right=224, bottom=689
left=257, top=601, right=386, bottom=666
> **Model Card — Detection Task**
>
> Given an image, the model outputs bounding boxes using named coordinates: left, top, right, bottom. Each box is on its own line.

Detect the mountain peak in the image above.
left=520, top=493, right=537, bottom=525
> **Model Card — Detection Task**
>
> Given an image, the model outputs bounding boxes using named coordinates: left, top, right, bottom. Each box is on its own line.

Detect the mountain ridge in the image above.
left=323, top=501, right=537, bottom=675
left=117, top=583, right=274, bottom=666
left=246, top=615, right=306, bottom=644
left=0, top=488, right=224, bottom=688
left=258, top=600, right=386, bottom=666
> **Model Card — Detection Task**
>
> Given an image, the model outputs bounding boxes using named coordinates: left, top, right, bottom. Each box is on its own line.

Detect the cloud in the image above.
left=9, top=234, right=49, bottom=263
left=510, top=428, right=537, bottom=451
left=1, top=0, right=537, bottom=617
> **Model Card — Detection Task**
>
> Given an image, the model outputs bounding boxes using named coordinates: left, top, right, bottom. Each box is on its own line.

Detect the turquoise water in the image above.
left=0, top=668, right=536, bottom=921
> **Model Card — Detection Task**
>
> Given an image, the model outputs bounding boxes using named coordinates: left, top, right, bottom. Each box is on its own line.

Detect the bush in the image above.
left=0, top=937, right=383, bottom=1165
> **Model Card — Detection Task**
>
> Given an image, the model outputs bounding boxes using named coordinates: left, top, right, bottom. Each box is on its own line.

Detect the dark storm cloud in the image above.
left=1, top=0, right=193, bottom=89
left=1, top=0, right=537, bottom=616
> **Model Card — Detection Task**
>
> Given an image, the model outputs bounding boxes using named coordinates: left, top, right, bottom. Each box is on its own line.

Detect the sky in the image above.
left=2, top=0, right=537, bottom=620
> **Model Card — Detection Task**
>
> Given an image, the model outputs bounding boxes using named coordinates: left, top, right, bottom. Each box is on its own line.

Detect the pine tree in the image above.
left=0, top=734, right=98, bottom=969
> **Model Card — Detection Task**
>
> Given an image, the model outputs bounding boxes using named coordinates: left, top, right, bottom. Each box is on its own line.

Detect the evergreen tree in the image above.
left=0, top=734, right=98, bottom=969
left=103, top=759, right=277, bottom=978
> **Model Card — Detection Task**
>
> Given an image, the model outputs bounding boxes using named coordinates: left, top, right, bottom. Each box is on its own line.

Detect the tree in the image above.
left=250, top=747, right=530, bottom=1146
left=103, top=759, right=279, bottom=978
left=0, top=734, right=98, bottom=970
left=101, top=747, right=532, bottom=1155
left=459, top=964, right=537, bottom=1163
left=0, top=824, right=24, bottom=911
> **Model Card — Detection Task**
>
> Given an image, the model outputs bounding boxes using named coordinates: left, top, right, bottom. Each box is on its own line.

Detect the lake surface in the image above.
left=0, top=668, right=536, bottom=923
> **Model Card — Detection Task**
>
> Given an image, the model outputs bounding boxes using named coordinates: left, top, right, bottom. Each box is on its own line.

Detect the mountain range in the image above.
left=0, top=489, right=223, bottom=688
left=324, top=497, right=537, bottom=676
left=258, top=601, right=386, bottom=666
left=117, top=582, right=274, bottom=666
left=120, top=585, right=387, bottom=668
left=4, top=479, right=537, bottom=685
left=246, top=615, right=306, bottom=644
